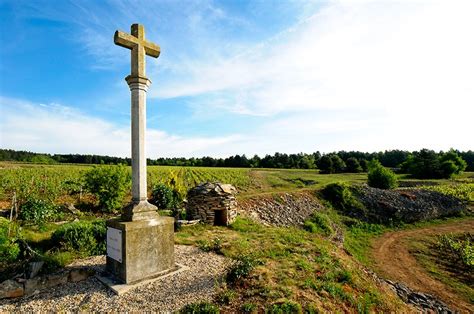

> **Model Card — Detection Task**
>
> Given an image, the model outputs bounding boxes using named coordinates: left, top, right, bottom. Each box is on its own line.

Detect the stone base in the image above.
left=96, top=263, right=188, bottom=295
left=106, top=216, right=175, bottom=284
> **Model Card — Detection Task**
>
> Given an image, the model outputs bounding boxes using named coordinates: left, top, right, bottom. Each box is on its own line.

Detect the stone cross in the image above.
left=114, top=24, right=160, bottom=221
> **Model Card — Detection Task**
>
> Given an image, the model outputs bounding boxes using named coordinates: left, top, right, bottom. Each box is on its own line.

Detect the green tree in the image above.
left=330, top=155, right=346, bottom=173
left=401, top=149, right=467, bottom=179
left=317, top=155, right=334, bottom=174
left=345, top=157, right=363, bottom=173
left=84, top=164, right=130, bottom=212
left=440, top=149, right=467, bottom=175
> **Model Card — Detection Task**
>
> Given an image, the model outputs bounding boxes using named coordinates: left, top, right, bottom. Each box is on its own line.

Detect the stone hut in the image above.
left=186, top=182, right=237, bottom=226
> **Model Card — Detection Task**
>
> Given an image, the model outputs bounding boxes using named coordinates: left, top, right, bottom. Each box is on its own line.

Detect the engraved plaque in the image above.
left=107, top=227, right=122, bottom=263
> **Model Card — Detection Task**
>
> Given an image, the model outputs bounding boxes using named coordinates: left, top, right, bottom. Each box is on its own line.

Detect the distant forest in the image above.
left=1, top=148, right=473, bottom=172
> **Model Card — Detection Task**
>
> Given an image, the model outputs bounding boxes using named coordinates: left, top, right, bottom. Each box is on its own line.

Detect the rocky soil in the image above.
left=354, top=186, right=465, bottom=223
left=0, top=245, right=231, bottom=312
left=239, top=192, right=324, bottom=226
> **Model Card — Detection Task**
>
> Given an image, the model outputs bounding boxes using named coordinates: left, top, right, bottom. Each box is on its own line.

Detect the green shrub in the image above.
left=41, top=251, right=75, bottom=273
left=180, top=302, right=219, bottom=314
left=19, top=197, right=61, bottom=224
left=84, top=164, right=130, bottom=212
left=303, top=212, right=333, bottom=236
left=367, top=160, right=398, bottom=189
left=241, top=303, right=257, bottom=313
left=267, top=300, right=302, bottom=314
left=321, top=182, right=363, bottom=211
left=0, top=217, right=20, bottom=264
left=197, top=237, right=223, bottom=254
left=226, top=254, right=261, bottom=285
left=216, top=288, right=236, bottom=305
left=151, top=183, right=176, bottom=209
left=51, top=220, right=106, bottom=256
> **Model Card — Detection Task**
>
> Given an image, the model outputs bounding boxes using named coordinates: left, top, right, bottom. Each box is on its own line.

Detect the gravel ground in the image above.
left=352, top=186, right=465, bottom=223
left=0, top=245, right=231, bottom=313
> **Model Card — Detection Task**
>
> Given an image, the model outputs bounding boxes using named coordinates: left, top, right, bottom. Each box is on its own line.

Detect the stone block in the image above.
left=106, top=216, right=175, bottom=284
left=69, top=268, right=95, bottom=282
left=25, top=272, right=68, bottom=295
left=0, top=280, right=24, bottom=299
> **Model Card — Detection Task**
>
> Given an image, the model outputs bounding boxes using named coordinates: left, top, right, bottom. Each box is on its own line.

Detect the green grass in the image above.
left=176, top=217, right=406, bottom=312
left=343, top=221, right=386, bottom=266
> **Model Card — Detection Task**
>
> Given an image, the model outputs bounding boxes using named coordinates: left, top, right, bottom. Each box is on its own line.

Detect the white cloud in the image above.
left=0, top=97, right=241, bottom=158
left=155, top=1, right=474, bottom=116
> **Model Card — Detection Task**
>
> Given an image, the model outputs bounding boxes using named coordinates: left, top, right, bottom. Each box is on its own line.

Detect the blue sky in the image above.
left=0, top=0, right=473, bottom=158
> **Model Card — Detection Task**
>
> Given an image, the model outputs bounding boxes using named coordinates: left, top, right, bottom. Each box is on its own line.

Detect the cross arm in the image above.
left=114, top=30, right=137, bottom=50
left=143, top=42, right=160, bottom=58
left=114, top=30, right=160, bottom=58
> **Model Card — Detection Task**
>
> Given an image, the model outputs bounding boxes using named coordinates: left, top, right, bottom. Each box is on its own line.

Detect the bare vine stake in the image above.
left=8, top=192, right=16, bottom=236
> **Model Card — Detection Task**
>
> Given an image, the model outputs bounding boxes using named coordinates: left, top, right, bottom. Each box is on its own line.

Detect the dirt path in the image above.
left=371, top=218, right=474, bottom=313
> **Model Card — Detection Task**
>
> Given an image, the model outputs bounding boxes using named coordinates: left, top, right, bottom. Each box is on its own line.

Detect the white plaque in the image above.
left=107, top=227, right=122, bottom=263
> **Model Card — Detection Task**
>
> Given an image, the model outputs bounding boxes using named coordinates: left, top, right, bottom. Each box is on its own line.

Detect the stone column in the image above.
left=127, top=76, right=150, bottom=202
left=121, top=75, right=158, bottom=222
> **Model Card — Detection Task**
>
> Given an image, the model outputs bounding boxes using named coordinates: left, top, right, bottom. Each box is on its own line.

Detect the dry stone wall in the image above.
left=239, top=192, right=325, bottom=227
left=186, top=182, right=237, bottom=226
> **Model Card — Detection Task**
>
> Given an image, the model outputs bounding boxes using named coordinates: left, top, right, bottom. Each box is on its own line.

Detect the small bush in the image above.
left=151, top=183, right=176, bottom=209
left=41, top=251, right=76, bottom=273
left=226, top=254, right=261, bottom=285
left=197, top=237, right=223, bottom=254
left=0, top=218, right=20, bottom=264
left=216, top=288, right=236, bottom=305
left=51, top=220, right=106, bottom=256
left=321, top=182, right=363, bottom=211
left=19, top=198, right=61, bottom=224
left=84, top=164, right=130, bottom=212
left=241, top=303, right=257, bottom=313
left=367, top=160, right=398, bottom=189
left=267, top=300, right=302, bottom=314
left=180, top=302, right=219, bottom=314
left=303, top=212, right=333, bottom=236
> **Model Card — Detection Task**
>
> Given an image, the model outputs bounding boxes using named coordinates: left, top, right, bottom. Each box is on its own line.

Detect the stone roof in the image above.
left=187, top=182, right=237, bottom=197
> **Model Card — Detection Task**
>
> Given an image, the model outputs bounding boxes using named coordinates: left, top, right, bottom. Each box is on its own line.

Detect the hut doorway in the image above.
left=214, top=209, right=227, bottom=226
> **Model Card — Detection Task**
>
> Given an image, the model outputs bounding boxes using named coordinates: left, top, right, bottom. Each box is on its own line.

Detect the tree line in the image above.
left=1, top=148, right=473, bottom=172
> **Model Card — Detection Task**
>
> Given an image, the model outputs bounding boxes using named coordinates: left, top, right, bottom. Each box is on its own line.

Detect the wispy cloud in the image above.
left=0, top=97, right=242, bottom=158
left=152, top=0, right=474, bottom=120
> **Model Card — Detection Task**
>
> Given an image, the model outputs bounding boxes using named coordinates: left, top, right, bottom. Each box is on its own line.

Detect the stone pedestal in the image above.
left=106, top=216, right=175, bottom=284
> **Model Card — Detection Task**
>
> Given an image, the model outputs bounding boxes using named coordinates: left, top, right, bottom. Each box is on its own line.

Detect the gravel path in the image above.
left=0, top=245, right=231, bottom=313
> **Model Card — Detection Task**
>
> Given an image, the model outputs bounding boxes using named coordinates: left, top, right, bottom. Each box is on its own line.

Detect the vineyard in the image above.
left=1, top=162, right=473, bottom=210
left=0, top=162, right=365, bottom=206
